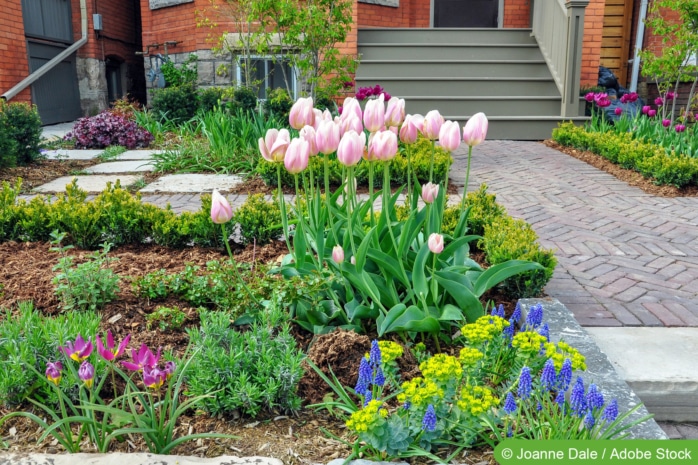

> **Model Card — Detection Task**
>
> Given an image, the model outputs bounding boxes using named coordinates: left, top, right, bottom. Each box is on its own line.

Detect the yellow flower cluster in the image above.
left=397, top=377, right=444, bottom=407
left=345, top=399, right=387, bottom=433
left=544, top=341, right=587, bottom=371
left=460, top=315, right=510, bottom=344
left=511, top=331, right=548, bottom=356
left=457, top=385, right=499, bottom=416
left=378, top=340, right=404, bottom=364
left=459, top=347, right=484, bottom=367
left=419, top=354, right=463, bottom=383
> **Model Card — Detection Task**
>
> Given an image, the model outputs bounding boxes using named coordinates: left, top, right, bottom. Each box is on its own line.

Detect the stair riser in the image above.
left=401, top=99, right=562, bottom=117
left=354, top=79, right=560, bottom=96
left=450, top=119, right=568, bottom=140
left=359, top=45, right=543, bottom=61
left=357, top=61, right=553, bottom=79
left=358, top=28, right=536, bottom=44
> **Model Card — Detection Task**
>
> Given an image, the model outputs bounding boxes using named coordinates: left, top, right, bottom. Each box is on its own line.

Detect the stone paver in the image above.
left=33, top=175, right=142, bottom=193
left=85, top=160, right=155, bottom=173
left=43, top=149, right=103, bottom=160
left=450, top=140, right=698, bottom=327
left=116, top=149, right=165, bottom=160
left=139, top=174, right=245, bottom=193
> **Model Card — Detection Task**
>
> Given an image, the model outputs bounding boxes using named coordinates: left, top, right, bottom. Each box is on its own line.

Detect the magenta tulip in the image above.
left=642, top=105, right=650, bottom=115
left=676, top=124, right=686, bottom=133
left=368, top=130, right=398, bottom=161
left=258, top=128, right=290, bottom=163
left=439, top=120, right=461, bottom=151
left=428, top=233, right=444, bottom=254
left=399, top=114, right=423, bottom=144
left=79, top=361, right=95, bottom=388
left=666, top=91, right=675, bottom=101
left=316, top=120, right=340, bottom=155
left=122, top=344, right=161, bottom=372
left=96, top=330, right=131, bottom=362
left=648, top=109, right=657, bottom=117
left=46, top=361, right=63, bottom=385
left=422, top=110, right=444, bottom=140
left=595, top=97, right=611, bottom=108
left=337, top=130, right=366, bottom=167
left=662, top=119, right=671, bottom=128
left=421, top=182, right=439, bottom=204
left=211, top=189, right=233, bottom=224
left=61, top=334, right=93, bottom=362
left=164, top=361, right=176, bottom=380
left=363, top=93, right=385, bottom=133
left=332, top=245, right=344, bottom=264
left=284, top=138, right=310, bottom=174
left=289, top=97, right=314, bottom=130
left=300, top=125, right=319, bottom=156
left=462, top=112, right=488, bottom=147
left=654, top=97, right=663, bottom=106
left=614, top=107, right=623, bottom=116
left=384, top=97, right=405, bottom=127
left=584, top=92, right=595, bottom=102
left=143, top=366, right=167, bottom=390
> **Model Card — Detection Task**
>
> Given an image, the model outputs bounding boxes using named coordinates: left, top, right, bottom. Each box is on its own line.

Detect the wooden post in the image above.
left=562, top=0, right=589, bottom=117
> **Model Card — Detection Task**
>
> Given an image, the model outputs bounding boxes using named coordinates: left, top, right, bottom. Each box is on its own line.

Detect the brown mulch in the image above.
left=543, top=140, right=698, bottom=197
left=0, top=159, right=99, bottom=193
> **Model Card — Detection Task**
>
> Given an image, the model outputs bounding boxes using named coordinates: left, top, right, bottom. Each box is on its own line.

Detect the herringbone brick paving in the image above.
left=450, top=140, right=698, bottom=327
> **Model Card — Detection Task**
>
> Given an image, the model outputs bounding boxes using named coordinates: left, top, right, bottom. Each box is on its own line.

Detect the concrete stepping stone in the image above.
left=85, top=160, right=155, bottom=173
left=33, top=175, right=142, bottom=193
left=139, top=174, right=244, bottom=193
left=113, top=149, right=163, bottom=160
left=586, top=327, right=698, bottom=422
left=43, top=149, right=103, bottom=160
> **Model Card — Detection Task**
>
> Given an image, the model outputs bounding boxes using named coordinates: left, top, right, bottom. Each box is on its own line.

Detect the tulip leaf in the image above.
left=441, top=235, right=479, bottom=259
left=366, top=249, right=410, bottom=287
left=293, top=221, right=307, bottom=268
left=412, top=242, right=430, bottom=302
left=355, top=226, right=376, bottom=271
left=398, top=208, right=426, bottom=258
left=433, top=273, right=483, bottom=323
left=473, top=260, right=544, bottom=296
left=435, top=269, right=476, bottom=292
left=454, top=206, right=472, bottom=238
left=440, top=303, right=465, bottom=322
left=379, top=304, right=441, bottom=335
left=378, top=303, right=407, bottom=336
left=345, top=298, right=378, bottom=322
left=403, top=316, right=441, bottom=334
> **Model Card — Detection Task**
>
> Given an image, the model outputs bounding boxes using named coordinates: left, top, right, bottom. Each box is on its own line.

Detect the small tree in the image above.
left=640, top=0, right=698, bottom=123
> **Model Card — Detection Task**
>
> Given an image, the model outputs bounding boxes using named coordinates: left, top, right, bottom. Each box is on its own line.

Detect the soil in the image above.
left=0, top=239, right=499, bottom=463
left=543, top=140, right=698, bottom=197
left=0, top=159, right=100, bottom=194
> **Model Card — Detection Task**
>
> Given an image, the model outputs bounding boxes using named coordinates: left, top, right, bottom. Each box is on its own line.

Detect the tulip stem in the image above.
left=324, top=154, right=339, bottom=246
left=296, top=174, right=321, bottom=271
left=429, top=140, right=435, bottom=183
left=221, top=223, right=260, bottom=306
left=346, top=167, right=357, bottom=256
left=368, top=162, right=375, bottom=230
left=384, top=164, right=414, bottom=305
left=460, top=145, right=473, bottom=211
left=406, top=144, right=413, bottom=202
left=277, top=165, right=292, bottom=253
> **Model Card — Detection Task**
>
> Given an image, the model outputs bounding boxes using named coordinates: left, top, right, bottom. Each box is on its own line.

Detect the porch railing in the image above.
left=531, top=0, right=589, bottom=117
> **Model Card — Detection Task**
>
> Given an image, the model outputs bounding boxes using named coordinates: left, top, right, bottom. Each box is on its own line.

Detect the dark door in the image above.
left=434, top=0, right=499, bottom=27
left=22, top=0, right=82, bottom=124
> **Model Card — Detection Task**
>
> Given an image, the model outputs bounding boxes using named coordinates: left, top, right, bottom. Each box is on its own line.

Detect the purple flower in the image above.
left=369, top=340, right=382, bottom=367
left=46, top=361, right=63, bottom=385
left=585, top=92, right=595, bottom=102
left=654, top=97, right=664, bottom=106
left=61, top=334, right=93, bottom=362
left=122, top=343, right=161, bottom=372
left=620, top=94, right=630, bottom=104
left=79, top=361, right=95, bottom=388
left=557, top=358, right=573, bottom=391
left=374, top=367, right=385, bottom=387
left=491, top=304, right=505, bottom=318
left=570, top=376, right=587, bottom=417
left=666, top=91, right=675, bottom=101
left=164, top=360, right=176, bottom=380
left=663, top=119, right=671, bottom=128
left=587, top=383, right=605, bottom=410
left=403, top=401, right=411, bottom=410
left=584, top=409, right=595, bottom=430
left=676, top=124, right=686, bottom=133
left=642, top=105, right=651, bottom=115
left=595, top=98, right=612, bottom=108
left=517, top=367, right=532, bottom=399
left=510, top=301, right=522, bottom=324
left=602, top=399, right=619, bottom=422
left=537, top=323, right=550, bottom=342
left=143, top=366, right=167, bottom=390
left=541, top=359, right=556, bottom=391
left=648, top=109, right=657, bottom=117
left=555, top=391, right=566, bottom=410
left=525, top=304, right=543, bottom=329
left=422, top=404, right=437, bottom=432
left=363, top=390, right=373, bottom=406
left=355, top=357, right=372, bottom=395
left=96, top=330, right=130, bottom=362
left=614, top=107, right=623, bottom=116
left=503, top=392, right=517, bottom=414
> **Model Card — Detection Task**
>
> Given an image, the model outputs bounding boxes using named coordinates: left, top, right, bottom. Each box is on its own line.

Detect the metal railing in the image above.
left=531, top=0, right=589, bottom=117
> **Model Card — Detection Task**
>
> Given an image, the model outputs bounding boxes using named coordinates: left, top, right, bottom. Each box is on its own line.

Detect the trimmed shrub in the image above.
left=198, top=87, right=226, bottom=113
left=233, top=193, right=284, bottom=246
left=263, top=87, right=293, bottom=120
left=64, top=111, right=154, bottom=149
left=0, top=115, right=19, bottom=168
left=0, top=101, right=42, bottom=165
left=150, top=83, right=198, bottom=123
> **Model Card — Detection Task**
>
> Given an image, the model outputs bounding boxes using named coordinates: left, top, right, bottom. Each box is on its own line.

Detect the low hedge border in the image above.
left=552, top=122, right=698, bottom=188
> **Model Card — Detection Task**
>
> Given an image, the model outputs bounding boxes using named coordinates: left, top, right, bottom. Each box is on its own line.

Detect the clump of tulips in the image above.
left=208, top=95, right=541, bottom=344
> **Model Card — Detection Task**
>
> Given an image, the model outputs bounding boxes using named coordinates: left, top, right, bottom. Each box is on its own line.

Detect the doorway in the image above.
left=433, top=0, right=499, bottom=27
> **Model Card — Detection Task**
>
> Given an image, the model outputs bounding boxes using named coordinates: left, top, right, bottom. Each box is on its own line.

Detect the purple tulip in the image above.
left=585, top=92, right=595, bottom=102
left=143, top=366, right=167, bottom=390
left=642, top=105, right=651, bottom=115
left=662, top=119, right=671, bottom=128
left=654, top=97, right=664, bottom=106
left=648, top=109, right=657, bottom=117
left=61, top=335, right=93, bottom=362
left=46, top=361, right=63, bottom=385
left=164, top=361, right=176, bottom=380
left=666, top=91, right=675, bottom=101
left=122, top=343, right=161, bottom=372
left=675, top=124, right=686, bottom=133
left=79, top=361, right=95, bottom=388
left=614, top=107, right=623, bottom=116
left=96, top=330, right=131, bottom=362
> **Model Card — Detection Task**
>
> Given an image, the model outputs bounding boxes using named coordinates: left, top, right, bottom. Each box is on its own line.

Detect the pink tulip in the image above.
left=60, top=334, right=93, bottom=362
left=339, top=114, right=364, bottom=137
left=332, top=245, right=344, bottom=264
left=662, top=119, right=671, bottom=128
left=300, top=125, right=319, bottom=156
left=368, top=130, right=398, bottom=161
left=284, top=138, right=310, bottom=174
left=648, top=109, right=657, bottom=117
left=666, top=91, right=675, bottom=101
left=337, top=130, right=366, bottom=167
left=462, top=112, right=488, bottom=147
left=439, top=120, right=461, bottom=151
left=211, top=189, right=233, bottom=224
left=585, top=92, right=595, bottom=102
left=96, top=330, right=131, bottom=362
left=341, top=97, right=362, bottom=121
left=642, top=105, right=650, bottom=115
left=428, top=233, right=444, bottom=254
left=363, top=93, right=385, bottom=133
left=258, top=128, right=290, bottom=163
left=676, top=124, right=686, bottom=133
left=422, top=110, right=444, bottom=140
left=595, top=98, right=611, bottom=108
left=421, top=182, right=439, bottom=204
left=614, top=107, right=623, bottom=116
left=400, top=114, right=423, bottom=144
left=316, top=120, right=340, bottom=155
left=143, top=366, right=167, bottom=390
left=289, top=97, right=315, bottom=130
left=384, top=97, right=405, bottom=127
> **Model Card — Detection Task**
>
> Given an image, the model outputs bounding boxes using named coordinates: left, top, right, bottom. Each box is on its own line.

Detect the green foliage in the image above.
left=151, top=83, right=199, bottom=123
left=0, top=101, right=42, bottom=165
left=146, top=306, right=188, bottom=331
left=233, top=193, right=284, bottom=246
left=263, top=87, right=293, bottom=119
left=553, top=122, right=698, bottom=187
left=185, top=303, right=304, bottom=417
left=197, top=87, right=226, bottom=113
left=160, top=54, right=198, bottom=87
left=231, top=86, right=258, bottom=113
left=0, top=301, right=101, bottom=408
left=98, top=145, right=127, bottom=161
left=481, top=216, right=557, bottom=298
left=51, top=232, right=120, bottom=312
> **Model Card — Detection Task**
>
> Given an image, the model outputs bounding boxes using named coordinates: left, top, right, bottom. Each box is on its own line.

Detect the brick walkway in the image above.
left=451, top=140, right=698, bottom=327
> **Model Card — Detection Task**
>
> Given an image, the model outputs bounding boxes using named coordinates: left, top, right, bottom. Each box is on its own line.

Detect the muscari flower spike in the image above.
left=363, top=390, right=373, bottom=406
left=422, top=404, right=437, bottom=432
left=602, top=399, right=619, bottom=422
left=584, top=409, right=595, bottom=430
left=374, top=366, right=385, bottom=387
left=537, top=323, right=550, bottom=342
left=555, top=391, right=566, bottom=410
left=355, top=356, right=372, bottom=396
left=510, top=302, right=522, bottom=324
left=491, top=304, right=505, bottom=318
left=570, top=376, right=587, bottom=417
left=369, top=340, right=382, bottom=367
left=503, top=392, right=517, bottom=415
left=587, top=383, right=605, bottom=411
left=517, top=366, right=532, bottom=399
left=525, top=303, right=543, bottom=329
left=541, top=358, right=556, bottom=392
left=403, top=401, right=411, bottom=410
left=557, top=358, right=573, bottom=391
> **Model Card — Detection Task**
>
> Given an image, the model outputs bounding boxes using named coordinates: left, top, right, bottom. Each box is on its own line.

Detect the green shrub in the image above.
left=224, top=86, right=258, bottom=113
left=146, top=305, right=188, bottom=331
left=0, top=115, right=19, bottom=168
left=198, top=87, right=226, bottom=113
left=263, top=88, right=293, bottom=120
left=0, top=180, right=21, bottom=241
left=161, top=54, right=198, bottom=87
left=185, top=303, right=304, bottom=417
left=233, top=194, right=284, bottom=246
left=0, top=101, right=42, bottom=165
left=151, top=83, right=198, bottom=123
left=0, top=301, right=101, bottom=408
left=552, top=122, right=698, bottom=188
left=481, top=216, right=557, bottom=298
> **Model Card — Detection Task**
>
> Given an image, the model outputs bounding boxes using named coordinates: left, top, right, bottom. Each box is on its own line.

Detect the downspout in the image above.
left=629, top=0, right=649, bottom=92
left=1, top=0, right=88, bottom=101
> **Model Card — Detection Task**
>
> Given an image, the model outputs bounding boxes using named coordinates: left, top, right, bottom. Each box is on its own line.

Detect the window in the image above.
left=237, top=56, right=296, bottom=100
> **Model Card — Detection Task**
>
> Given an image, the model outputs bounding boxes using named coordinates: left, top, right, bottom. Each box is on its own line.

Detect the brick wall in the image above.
left=580, top=0, right=605, bottom=86
left=503, top=0, right=530, bottom=28
left=0, top=0, right=31, bottom=103
left=358, top=0, right=430, bottom=27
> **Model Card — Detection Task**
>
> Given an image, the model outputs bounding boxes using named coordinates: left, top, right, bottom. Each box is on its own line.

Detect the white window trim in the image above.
left=236, top=55, right=297, bottom=100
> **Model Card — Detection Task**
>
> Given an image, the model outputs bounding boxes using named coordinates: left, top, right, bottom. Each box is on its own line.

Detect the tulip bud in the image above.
left=289, top=97, right=314, bottom=130
left=648, top=109, right=657, bottom=117
left=164, top=361, right=176, bottom=380
left=46, top=361, right=63, bottom=386
left=337, top=130, right=366, bottom=167
left=642, top=105, right=650, bottom=115
left=211, top=190, right=233, bottom=224
left=79, top=361, right=95, bottom=389
left=368, top=130, right=398, bottom=161
left=400, top=114, right=423, bottom=144
left=654, top=97, right=663, bottom=106
left=422, top=110, right=444, bottom=140
left=662, top=119, right=671, bottom=128
left=676, top=124, right=686, bottom=133
left=259, top=128, right=290, bottom=163
left=614, top=107, right=623, bottom=116
left=363, top=93, right=385, bottom=133
left=316, top=120, right=340, bottom=155
left=439, top=120, right=461, bottom=151
left=462, top=112, right=488, bottom=147
left=428, top=233, right=444, bottom=254
left=384, top=97, right=405, bottom=127
left=341, top=97, right=362, bottom=121
left=284, top=138, right=310, bottom=174
left=300, top=125, right=319, bottom=156
left=332, top=245, right=344, bottom=264
left=421, top=182, right=439, bottom=204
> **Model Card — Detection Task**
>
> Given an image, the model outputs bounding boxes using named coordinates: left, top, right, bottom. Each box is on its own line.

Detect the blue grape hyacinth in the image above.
left=503, top=392, right=517, bottom=414
left=557, top=358, right=573, bottom=391
left=369, top=340, right=382, bottom=367
left=586, top=383, right=605, bottom=410
left=584, top=409, right=595, bottom=430
left=570, top=376, right=587, bottom=417
left=525, top=303, right=543, bottom=328
left=602, top=399, right=619, bottom=422
left=540, top=358, right=556, bottom=392
left=518, top=366, right=532, bottom=399
left=355, top=356, right=372, bottom=396
left=422, top=404, right=437, bottom=432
